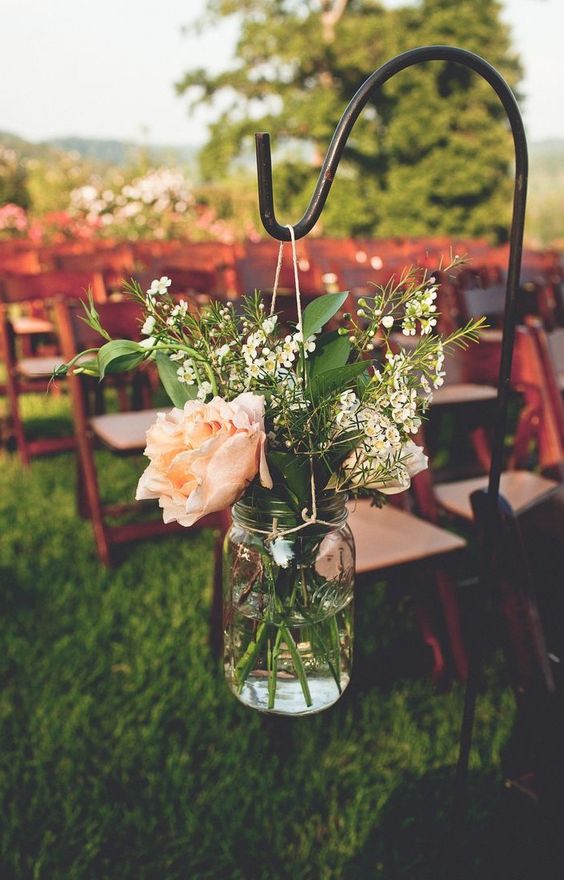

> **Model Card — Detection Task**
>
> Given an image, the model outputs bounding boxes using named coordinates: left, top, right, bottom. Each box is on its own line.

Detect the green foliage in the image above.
left=156, top=350, right=199, bottom=407
left=178, top=0, right=522, bottom=241
left=301, top=291, right=349, bottom=339
left=96, top=340, right=147, bottom=379
left=308, top=330, right=351, bottom=378
left=0, top=145, right=30, bottom=208
left=25, top=150, right=93, bottom=216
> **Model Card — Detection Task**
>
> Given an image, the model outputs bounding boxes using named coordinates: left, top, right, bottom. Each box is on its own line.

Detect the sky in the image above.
left=0, top=0, right=563, bottom=147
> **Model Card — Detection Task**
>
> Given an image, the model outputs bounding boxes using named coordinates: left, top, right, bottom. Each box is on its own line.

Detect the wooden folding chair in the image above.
left=54, top=246, right=135, bottom=294
left=434, top=325, right=564, bottom=521
left=0, top=271, right=106, bottom=464
left=471, top=485, right=564, bottom=831
left=348, top=494, right=468, bottom=681
left=235, top=239, right=322, bottom=296
left=54, top=298, right=229, bottom=570
left=143, top=242, right=240, bottom=301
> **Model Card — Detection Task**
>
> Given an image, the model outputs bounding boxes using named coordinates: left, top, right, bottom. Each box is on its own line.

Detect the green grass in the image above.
left=0, top=394, right=543, bottom=879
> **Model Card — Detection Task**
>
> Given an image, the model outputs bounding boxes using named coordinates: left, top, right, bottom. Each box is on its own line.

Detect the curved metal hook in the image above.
left=255, top=45, right=528, bottom=855
left=255, top=44, right=528, bottom=503
left=256, top=46, right=528, bottom=847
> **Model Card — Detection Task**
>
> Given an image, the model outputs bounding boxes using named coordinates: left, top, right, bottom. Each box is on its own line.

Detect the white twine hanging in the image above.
left=252, top=225, right=338, bottom=543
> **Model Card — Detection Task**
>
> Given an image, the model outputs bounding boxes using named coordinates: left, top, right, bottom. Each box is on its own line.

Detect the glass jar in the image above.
left=223, top=493, right=355, bottom=716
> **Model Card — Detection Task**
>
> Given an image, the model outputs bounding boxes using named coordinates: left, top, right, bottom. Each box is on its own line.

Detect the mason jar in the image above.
left=223, top=493, right=355, bottom=716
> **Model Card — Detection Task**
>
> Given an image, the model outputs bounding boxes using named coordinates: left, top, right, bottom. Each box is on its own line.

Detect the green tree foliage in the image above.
left=0, top=145, right=30, bottom=208
left=177, top=0, right=522, bottom=240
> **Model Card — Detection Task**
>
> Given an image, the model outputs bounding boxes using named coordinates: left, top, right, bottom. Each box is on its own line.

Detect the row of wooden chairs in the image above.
left=4, top=260, right=564, bottom=687
left=3, top=236, right=562, bottom=320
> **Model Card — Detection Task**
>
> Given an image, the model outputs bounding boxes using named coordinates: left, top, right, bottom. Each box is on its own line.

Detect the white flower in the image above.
left=262, top=315, right=278, bottom=334
left=216, top=344, right=230, bottom=362
left=342, top=441, right=428, bottom=495
left=177, top=360, right=196, bottom=385
left=196, top=381, right=213, bottom=401
left=147, top=276, right=172, bottom=297
left=269, top=537, right=294, bottom=568
left=381, top=315, right=394, bottom=329
left=141, top=315, right=156, bottom=336
left=138, top=337, right=155, bottom=350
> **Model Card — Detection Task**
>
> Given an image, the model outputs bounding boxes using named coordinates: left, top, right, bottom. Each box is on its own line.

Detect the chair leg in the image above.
left=76, top=431, right=112, bottom=565
left=209, top=533, right=224, bottom=660
left=435, top=568, right=469, bottom=680
left=6, top=374, right=30, bottom=466
left=413, top=588, right=446, bottom=682
left=469, top=426, right=491, bottom=473
left=75, top=455, right=91, bottom=519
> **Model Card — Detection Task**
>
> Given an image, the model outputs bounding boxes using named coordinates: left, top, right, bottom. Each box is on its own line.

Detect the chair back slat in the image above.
left=56, top=298, right=145, bottom=355
left=1, top=271, right=106, bottom=304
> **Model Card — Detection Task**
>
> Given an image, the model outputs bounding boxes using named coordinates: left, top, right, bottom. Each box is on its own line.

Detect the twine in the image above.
left=270, top=240, right=285, bottom=316
left=262, top=225, right=332, bottom=542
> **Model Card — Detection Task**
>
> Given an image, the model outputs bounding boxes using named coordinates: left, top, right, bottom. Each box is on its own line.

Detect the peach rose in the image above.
left=136, top=392, right=273, bottom=526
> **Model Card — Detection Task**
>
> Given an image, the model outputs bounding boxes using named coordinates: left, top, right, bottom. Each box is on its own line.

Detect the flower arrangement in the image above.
left=56, top=256, right=484, bottom=713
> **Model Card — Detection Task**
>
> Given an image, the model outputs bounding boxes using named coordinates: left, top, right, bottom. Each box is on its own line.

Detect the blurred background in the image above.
left=1, top=0, right=563, bottom=247
left=2, top=2, right=564, bottom=879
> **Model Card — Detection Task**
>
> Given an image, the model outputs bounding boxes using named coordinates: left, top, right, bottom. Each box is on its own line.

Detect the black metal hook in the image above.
left=255, top=45, right=529, bottom=854
left=255, top=44, right=528, bottom=503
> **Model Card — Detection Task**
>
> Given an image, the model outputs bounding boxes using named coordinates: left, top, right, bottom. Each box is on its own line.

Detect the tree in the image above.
left=0, top=145, right=30, bottom=209
left=177, top=0, right=522, bottom=240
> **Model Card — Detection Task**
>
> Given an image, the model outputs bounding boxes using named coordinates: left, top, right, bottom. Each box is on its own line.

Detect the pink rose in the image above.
left=136, top=392, right=273, bottom=526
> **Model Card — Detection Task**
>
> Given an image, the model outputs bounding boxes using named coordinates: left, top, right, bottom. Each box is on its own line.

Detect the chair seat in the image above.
left=12, top=317, right=54, bottom=335
left=348, top=500, right=466, bottom=573
left=17, top=355, right=64, bottom=379
left=435, top=470, right=558, bottom=521
left=431, top=383, right=497, bottom=406
left=91, top=408, right=161, bottom=451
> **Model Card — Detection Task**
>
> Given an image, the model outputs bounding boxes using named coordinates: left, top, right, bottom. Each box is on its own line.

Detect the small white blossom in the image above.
left=147, top=276, right=172, bottom=297
left=196, top=381, right=213, bottom=401
left=141, top=315, right=156, bottom=336
left=262, top=315, right=278, bottom=334
left=177, top=360, right=196, bottom=385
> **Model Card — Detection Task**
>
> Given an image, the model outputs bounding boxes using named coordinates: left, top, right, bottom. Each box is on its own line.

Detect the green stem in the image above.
left=267, top=627, right=284, bottom=709
left=235, top=622, right=267, bottom=694
left=302, top=610, right=342, bottom=694
left=280, top=624, right=312, bottom=707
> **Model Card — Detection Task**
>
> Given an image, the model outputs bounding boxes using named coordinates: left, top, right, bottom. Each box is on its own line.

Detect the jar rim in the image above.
left=232, top=491, right=349, bottom=531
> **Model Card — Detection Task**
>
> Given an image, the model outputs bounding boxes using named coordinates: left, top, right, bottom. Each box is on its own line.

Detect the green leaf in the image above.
left=80, top=290, right=111, bottom=341
left=308, top=331, right=351, bottom=379
left=301, top=292, right=348, bottom=339
left=155, top=350, right=198, bottom=408
left=74, top=359, right=101, bottom=376
left=268, top=452, right=311, bottom=505
left=97, top=340, right=146, bottom=379
left=309, top=360, right=371, bottom=400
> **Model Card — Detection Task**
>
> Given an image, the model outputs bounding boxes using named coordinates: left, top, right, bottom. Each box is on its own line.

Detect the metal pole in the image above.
left=254, top=44, right=528, bottom=861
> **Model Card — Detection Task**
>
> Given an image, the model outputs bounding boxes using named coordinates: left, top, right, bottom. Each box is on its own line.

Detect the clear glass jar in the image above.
left=223, top=493, right=355, bottom=716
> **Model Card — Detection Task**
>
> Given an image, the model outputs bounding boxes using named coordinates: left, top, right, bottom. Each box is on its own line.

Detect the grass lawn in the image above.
left=0, top=394, right=543, bottom=879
